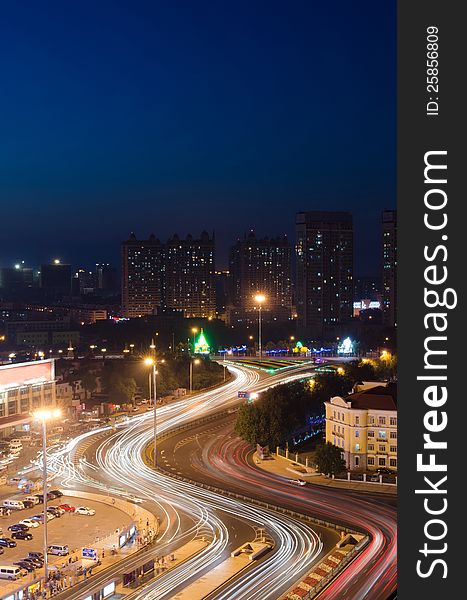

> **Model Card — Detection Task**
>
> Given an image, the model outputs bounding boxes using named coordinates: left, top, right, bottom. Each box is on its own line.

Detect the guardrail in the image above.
left=151, top=408, right=370, bottom=598
left=156, top=406, right=239, bottom=444
left=281, top=538, right=368, bottom=600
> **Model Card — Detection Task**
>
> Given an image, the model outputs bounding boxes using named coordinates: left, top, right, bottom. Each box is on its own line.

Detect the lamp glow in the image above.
left=33, top=409, right=61, bottom=421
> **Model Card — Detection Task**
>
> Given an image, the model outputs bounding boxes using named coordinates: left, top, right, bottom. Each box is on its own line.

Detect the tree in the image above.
left=81, top=372, right=97, bottom=400
left=315, top=442, right=347, bottom=475
left=109, top=376, right=137, bottom=405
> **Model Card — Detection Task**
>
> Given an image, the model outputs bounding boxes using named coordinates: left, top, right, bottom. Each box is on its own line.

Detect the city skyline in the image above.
left=1, top=1, right=395, bottom=275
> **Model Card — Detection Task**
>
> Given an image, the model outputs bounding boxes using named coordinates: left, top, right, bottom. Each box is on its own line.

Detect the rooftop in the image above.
left=345, top=383, right=397, bottom=411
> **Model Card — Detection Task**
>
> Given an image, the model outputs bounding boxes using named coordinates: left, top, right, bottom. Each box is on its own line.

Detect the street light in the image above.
left=254, top=294, right=266, bottom=359
left=32, top=408, right=61, bottom=582
left=223, top=350, right=233, bottom=381
left=191, top=328, right=198, bottom=354
left=144, top=357, right=158, bottom=467
left=190, top=358, right=201, bottom=393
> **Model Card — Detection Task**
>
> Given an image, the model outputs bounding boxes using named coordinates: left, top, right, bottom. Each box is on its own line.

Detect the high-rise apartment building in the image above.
left=295, top=211, right=353, bottom=337
left=121, top=233, right=164, bottom=318
left=95, top=263, right=118, bottom=292
left=40, top=261, right=72, bottom=301
left=0, top=263, right=34, bottom=300
left=164, top=232, right=216, bottom=318
left=228, top=231, right=292, bottom=323
left=382, top=209, right=397, bottom=327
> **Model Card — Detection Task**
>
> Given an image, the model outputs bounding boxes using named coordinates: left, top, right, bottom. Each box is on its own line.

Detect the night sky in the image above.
left=1, top=1, right=395, bottom=275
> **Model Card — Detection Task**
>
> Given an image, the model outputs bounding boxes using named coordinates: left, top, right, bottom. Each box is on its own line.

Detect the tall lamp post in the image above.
left=190, top=358, right=200, bottom=393
left=223, top=350, right=232, bottom=381
left=191, top=328, right=198, bottom=355
left=33, top=408, right=61, bottom=583
left=144, top=357, right=160, bottom=468
left=254, top=294, right=266, bottom=358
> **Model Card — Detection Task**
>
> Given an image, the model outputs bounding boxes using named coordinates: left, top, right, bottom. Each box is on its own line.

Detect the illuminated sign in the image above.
left=194, top=329, right=210, bottom=354
left=337, top=337, right=354, bottom=354
left=353, top=299, right=381, bottom=316
left=0, top=359, right=55, bottom=392
left=119, top=534, right=127, bottom=547
left=129, top=526, right=136, bottom=537
left=103, top=582, right=115, bottom=598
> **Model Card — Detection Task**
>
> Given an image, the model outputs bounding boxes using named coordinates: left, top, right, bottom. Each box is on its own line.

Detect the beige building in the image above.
left=324, top=382, right=397, bottom=472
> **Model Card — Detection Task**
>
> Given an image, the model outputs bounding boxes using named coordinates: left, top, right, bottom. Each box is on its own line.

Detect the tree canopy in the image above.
left=315, top=442, right=347, bottom=475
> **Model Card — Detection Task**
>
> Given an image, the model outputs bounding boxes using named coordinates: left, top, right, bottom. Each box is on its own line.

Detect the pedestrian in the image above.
left=83, top=567, right=87, bottom=579
left=102, top=548, right=105, bottom=559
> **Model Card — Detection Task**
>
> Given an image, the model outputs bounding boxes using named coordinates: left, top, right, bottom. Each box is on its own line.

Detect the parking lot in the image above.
left=0, top=495, right=132, bottom=567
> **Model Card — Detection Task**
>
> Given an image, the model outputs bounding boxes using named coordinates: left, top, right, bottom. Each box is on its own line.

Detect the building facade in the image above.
left=0, top=359, right=57, bottom=437
left=164, top=232, right=216, bottom=318
left=382, top=209, right=397, bottom=328
left=324, top=382, right=397, bottom=472
left=228, top=231, right=292, bottom=324
left=40, top=262, right=72, bottom=301
left=121, top=233, right=165, bottom=318
left=295, top=211, right=353, bottom=338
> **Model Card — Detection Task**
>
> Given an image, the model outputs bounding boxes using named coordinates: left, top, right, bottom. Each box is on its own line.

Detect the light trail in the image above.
left=44, top=363, right=325, bottom=599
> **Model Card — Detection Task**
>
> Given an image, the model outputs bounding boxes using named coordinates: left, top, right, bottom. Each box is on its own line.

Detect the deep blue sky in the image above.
left=0, top=1, right=395, bottom=275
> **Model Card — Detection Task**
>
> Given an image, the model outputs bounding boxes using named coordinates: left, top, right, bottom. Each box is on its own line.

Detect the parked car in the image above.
left=33, top=495, right=44, bottom=504
left=24, top=556, right=43, bottom=567
left=58, top=504, right=75, bottom=513
left=24, top=496, right=40, bottom=506
left=47, top=544, right=69, bottom=556
left=0, top=537, right=17, bottom=548
left=11, top=531, right=33, bottom=541
left=376, top=467, right=394, bottom=475
left=21, top=500, right=35, bottom=509
left=46, top=507, right=62, bottom=518
left=3, top=499, right=25, bottom=511
left=27, top=551, right=44, bottom=561
left=75, top=506, right=95, bottom=516
left=8, top=524, right=29, bottom=532
left=30, top=514, right=45, bottom=523
left=19, top=519, right=40, bottom=529
left=31, top=513, right=53, bottom=523
left=48, top=490, right=63, bottom=500
left=13, top=561, right=34, bottom=572
left=0, top=565, right=25, bottom=580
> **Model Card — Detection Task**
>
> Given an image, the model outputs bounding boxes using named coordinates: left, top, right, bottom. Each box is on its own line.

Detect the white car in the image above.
left=75, top=506, right=95, bottom=516
left=20, top=519, right=40, bottom=529
left=126, top=495, right=144, bottom=504
left=288, top=478, right=307, bottom=486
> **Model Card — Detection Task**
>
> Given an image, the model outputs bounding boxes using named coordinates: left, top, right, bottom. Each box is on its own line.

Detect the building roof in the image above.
left=345, top=383, right=397, bottom=411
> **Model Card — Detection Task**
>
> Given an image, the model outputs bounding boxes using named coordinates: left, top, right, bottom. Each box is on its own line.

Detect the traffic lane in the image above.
left=158, top=419, right=338, bottom=552
left=0, top=496, right=132, bottom=565
left=159, top=425, right=338, bottom=600
left=161, top=422, right=338, bottom=549
left=210, top=431, right=397, bottom=600
left=73, top=429, right=201, bottom=552
left=161, top=416, right=396, bottom=600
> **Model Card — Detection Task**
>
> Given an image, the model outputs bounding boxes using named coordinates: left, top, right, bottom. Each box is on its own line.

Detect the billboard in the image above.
left=0, top=359, right=54, bottom=391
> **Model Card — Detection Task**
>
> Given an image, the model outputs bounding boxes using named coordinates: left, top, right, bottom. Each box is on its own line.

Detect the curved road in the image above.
left=46, top=363, right=331, bottom=599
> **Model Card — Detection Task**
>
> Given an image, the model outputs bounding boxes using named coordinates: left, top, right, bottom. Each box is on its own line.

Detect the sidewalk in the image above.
left=254, top=453, right=397, bottom=495
left=115, top=538, right=208, bottom=595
